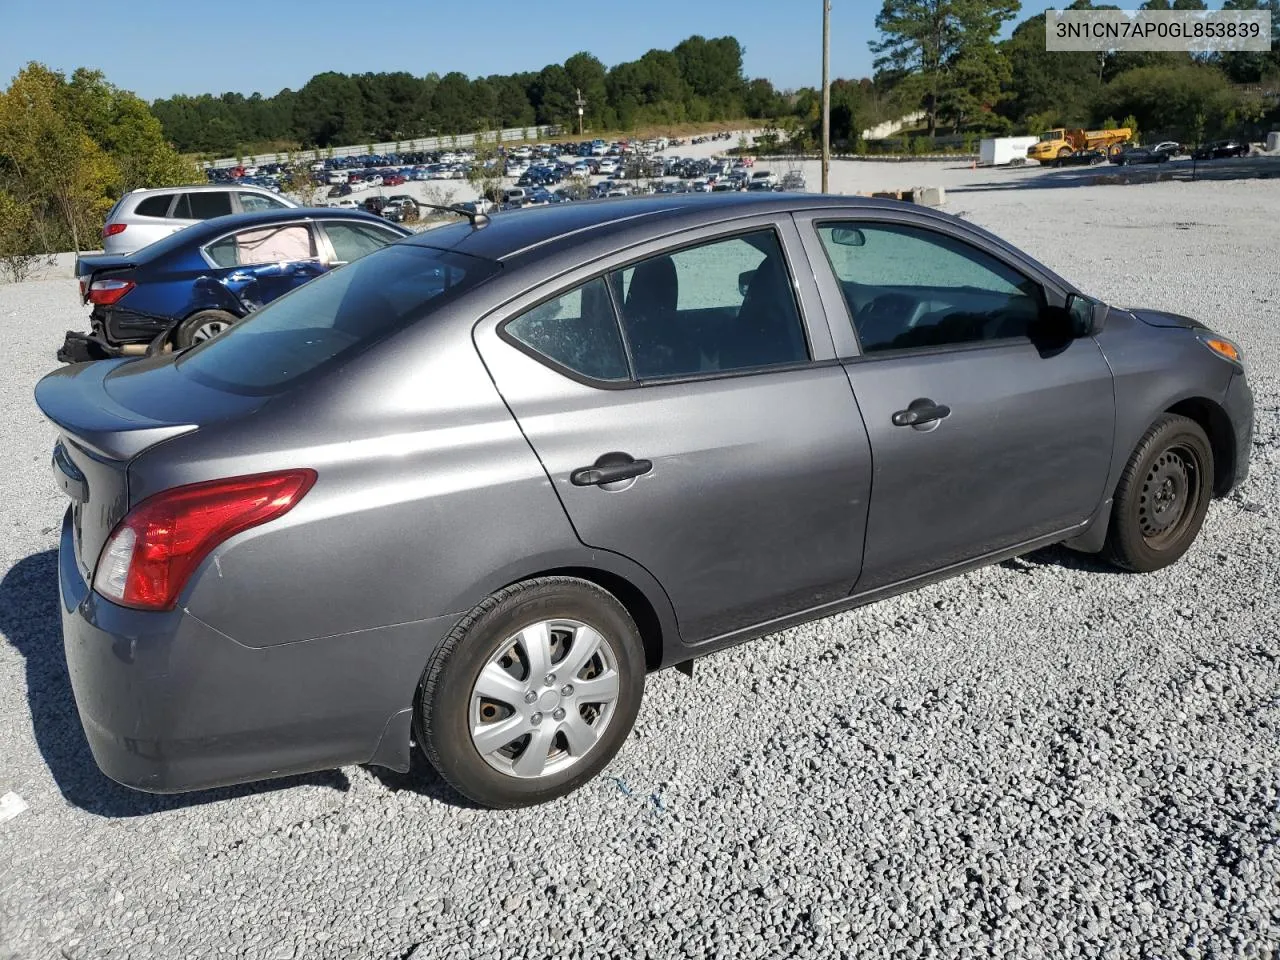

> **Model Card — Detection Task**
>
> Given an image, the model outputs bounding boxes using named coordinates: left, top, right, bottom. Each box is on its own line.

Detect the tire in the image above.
left=1103, top=414, right=1214, bottom=573
left=176, top=309, right=240, bottom=348
left=415, top=577, right=646, bottom=808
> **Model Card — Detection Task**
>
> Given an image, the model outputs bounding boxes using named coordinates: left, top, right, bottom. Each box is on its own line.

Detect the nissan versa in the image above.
left=36, top=194, right=1253, bottom=808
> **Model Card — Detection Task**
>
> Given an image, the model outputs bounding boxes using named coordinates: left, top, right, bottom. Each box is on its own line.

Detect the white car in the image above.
left=597, top=158, right=618, bottom=175
left=99, top=184, right=299, bottom=255
left=366, top=174, right=384, bottom=187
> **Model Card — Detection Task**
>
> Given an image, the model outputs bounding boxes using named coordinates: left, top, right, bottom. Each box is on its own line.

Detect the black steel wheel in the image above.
left=1104, top=414, right=1213, bottom=572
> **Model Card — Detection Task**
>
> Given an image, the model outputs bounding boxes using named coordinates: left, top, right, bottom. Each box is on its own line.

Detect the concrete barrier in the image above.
left=911, top=186, right=946, bottom=207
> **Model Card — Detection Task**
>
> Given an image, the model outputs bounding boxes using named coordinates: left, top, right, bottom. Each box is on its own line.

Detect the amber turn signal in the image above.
left=1203, top=337, right=1241, bottom=363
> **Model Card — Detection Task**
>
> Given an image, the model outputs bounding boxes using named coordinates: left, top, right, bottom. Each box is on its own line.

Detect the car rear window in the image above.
left=175, top=245, right=499, bottom=395
left=134, top=195, right=172, bottom=217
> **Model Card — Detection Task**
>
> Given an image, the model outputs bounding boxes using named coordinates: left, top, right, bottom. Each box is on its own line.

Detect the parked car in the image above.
left=1193, top=139, right=1250, bottom=160
left=101, top=185, right=299, bottom=256
left=1112, top=141, right=1180, bottom=165
left=779, top=171, right=807, bottom=191
left=38, top=194, right=1251, bottom=809
left=326, top=183, right=353, bottom=198
left=58, top=208, right=409, bottom=362
left=1057, top=149, right=1108, bottom=166
left=380, top=199, right=420, bottom=223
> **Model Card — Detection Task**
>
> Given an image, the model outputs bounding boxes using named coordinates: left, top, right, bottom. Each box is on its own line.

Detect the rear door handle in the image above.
left=571, top=453, right=652, bottom=486
left=892, top=399, right=951, bottom=428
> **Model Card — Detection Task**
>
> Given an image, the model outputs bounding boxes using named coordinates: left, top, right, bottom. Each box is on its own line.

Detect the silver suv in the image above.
left=102, top=185, right=298, bottom=255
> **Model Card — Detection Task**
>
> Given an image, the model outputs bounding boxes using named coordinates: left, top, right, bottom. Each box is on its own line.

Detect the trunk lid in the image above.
left=36, top=356, right=267, bottom=577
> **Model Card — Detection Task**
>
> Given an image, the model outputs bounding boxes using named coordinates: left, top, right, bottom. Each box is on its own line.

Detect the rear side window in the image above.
left=134, top=195, right=172, bottom=218
left=506, top=277, right=629, bottom=381
left=239, top=192, right=288, bottom=212
left=188, top=191, right=233, bottom=219
left=176, top=245, right=499, bottom=395
left=170, top=194, right=192, bottom=219
left=611, top=230, right=808, bottom=379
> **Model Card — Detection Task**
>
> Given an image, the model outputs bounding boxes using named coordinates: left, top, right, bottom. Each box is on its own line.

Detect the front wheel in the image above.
left=416, top=577, right=646, bottom=807
left=1104, top=414, right=1214, bottom=572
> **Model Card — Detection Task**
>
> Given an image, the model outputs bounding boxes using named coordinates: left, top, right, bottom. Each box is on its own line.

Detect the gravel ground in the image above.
left=1, top=175, right=1278, bottom=960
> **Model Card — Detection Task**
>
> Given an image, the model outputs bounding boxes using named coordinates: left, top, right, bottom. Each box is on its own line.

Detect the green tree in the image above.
left=1000, top=9, right=1101, bottom=127
left=294, top=72, right=366, bottom=147
left=563, top=52, right=609, bottom=130
left=1093, top=63, right=1262, bottom=141
left=871, top=0, right=1021, bottom=136
left=1215, top=0, right=1280, bottom=82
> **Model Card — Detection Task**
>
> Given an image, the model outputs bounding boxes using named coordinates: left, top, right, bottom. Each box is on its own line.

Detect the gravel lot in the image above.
left=1, top=173, right=1278, bottom=960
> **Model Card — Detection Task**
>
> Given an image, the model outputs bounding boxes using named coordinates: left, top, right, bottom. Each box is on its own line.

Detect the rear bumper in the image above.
left=57, top=331, right=117, bottom=363
left=58, top=510, right=458, bottom=793
left=1223, top=370, right=1254, bottom=491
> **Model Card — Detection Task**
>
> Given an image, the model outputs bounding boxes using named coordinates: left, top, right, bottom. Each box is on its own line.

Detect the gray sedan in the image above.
left=36, top=194, right=1253, bottom=807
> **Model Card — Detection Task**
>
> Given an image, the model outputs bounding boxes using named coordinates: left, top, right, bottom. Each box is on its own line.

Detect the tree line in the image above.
left=865, top=0, right=1280, bottom=145
left=151, top=35, right=793, bottom=156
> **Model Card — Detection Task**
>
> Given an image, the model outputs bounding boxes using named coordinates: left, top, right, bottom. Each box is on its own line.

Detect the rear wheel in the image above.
left=1104, top=414, right=1213, bottom=572
left=176, top=309, right=239, bottom=348
left=416, top=577, right=646, bottom=807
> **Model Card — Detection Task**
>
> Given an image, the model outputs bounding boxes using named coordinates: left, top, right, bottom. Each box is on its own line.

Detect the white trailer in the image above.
left=979, top=136, right=1040, bottom=166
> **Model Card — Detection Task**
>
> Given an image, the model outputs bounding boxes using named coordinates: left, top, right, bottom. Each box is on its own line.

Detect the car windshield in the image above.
left=175, top=244, right=499, bottom=395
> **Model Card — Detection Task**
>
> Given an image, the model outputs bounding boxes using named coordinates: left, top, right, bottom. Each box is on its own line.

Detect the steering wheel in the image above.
left=856, top=293, right=921, bottom=350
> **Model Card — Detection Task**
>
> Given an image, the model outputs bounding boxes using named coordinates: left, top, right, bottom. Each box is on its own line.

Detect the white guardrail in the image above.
left=206, top=125, right=565, bottom=169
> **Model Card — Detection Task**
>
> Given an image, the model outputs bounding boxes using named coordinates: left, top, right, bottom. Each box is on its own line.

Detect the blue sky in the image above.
left=5, top=0, right=1062, bottom=102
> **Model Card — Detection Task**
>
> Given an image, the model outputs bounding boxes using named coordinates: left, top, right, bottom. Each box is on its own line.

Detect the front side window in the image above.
left=816, top=222, right=1044, bottom=354
left=206, top=225, right=314, bottom=268
left=323, top=222, right=401, bottom=263
left=610, top=230, right=808, bottom=379
left=505, top=277, right=629, bottom=381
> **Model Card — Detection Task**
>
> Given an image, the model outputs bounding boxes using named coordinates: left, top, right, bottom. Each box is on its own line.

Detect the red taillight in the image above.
left=103, top=223, right=127, bottom=237
left=87, top=278, right=135, bottom=305
left=93, top=470, right=316, bottom=611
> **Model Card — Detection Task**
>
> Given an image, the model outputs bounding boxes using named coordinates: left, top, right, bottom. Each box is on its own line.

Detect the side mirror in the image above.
left=739, top=269, right=756, bottom=297
left=830, top=226, right=866, bottom=247
left=1066, top=293, right=1109, bottom=336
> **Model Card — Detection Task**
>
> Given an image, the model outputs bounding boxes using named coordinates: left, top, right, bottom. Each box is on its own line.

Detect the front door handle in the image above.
left=571, top=453, right=653, bottom=486
left=892, top=398, right=951, bottom=428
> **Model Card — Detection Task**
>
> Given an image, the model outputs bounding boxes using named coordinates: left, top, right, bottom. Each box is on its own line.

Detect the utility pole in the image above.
left=821, top=0, right=831, bottom=193
left=575, top=88, right=587, bottom=137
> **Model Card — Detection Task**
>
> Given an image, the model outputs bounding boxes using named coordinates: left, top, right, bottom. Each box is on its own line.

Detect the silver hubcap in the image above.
left=469, top=619, right=621, bottom=779
left=191, top=320, right=228, bottom=343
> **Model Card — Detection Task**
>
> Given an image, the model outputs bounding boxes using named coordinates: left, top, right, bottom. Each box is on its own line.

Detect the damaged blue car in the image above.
left=59, top=208, right=410, bottom=362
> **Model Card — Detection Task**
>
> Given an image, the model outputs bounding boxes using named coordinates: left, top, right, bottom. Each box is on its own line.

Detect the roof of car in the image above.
left=402, top=192, right=941, bottom=263
left=129, top=183, right=282, bottom=196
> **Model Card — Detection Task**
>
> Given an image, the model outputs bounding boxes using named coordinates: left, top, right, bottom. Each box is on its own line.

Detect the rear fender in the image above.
left=191, top=275, right=252, bottom=315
